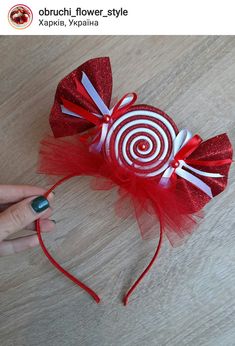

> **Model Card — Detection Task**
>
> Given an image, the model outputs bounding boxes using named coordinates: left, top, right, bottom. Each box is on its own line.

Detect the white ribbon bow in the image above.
left=160, top=129, right=223, bottom=197
left=61, top=72, right=135, bottom=151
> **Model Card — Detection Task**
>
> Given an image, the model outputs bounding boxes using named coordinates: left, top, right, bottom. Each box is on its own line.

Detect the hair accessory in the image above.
left=37, top=57, right=233, bottom=305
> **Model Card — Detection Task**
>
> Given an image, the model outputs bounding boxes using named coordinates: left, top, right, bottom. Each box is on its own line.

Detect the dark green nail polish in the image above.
left=31, top=196, right=50, bottom=213
left=51, top=219, right=56, bottom=224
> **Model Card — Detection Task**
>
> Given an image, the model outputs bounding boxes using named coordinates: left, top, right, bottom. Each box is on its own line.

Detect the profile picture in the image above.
left=8, top=4, right=33, bottom=29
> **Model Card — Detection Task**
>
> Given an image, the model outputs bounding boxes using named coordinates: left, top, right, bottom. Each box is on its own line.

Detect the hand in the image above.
left=0, top=185, right=54, bottom=256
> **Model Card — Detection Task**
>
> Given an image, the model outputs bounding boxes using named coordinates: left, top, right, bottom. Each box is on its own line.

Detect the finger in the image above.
left=0, top=203, right=13, bottom=212
left=0, top=191, right=54, bottom=211
left=26, top=219, right=56, bottom=232
left=0, top=195, right=52, bottom=241
left=0, top=203, right=54, bottom=215
left=33, top=193, right=54, bottom=219
left=37, top=208, right=53, bottom=219
left=0, top=185, right=48, bottom=204
left=46, top=193, right=55, bottom=208
left=0, top=235, right=39, bottom=256
left=25, top=210, right=53, bottom=229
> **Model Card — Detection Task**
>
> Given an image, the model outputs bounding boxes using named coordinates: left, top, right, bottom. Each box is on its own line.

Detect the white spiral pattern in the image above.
left=105, top=109, right=177, bottom=177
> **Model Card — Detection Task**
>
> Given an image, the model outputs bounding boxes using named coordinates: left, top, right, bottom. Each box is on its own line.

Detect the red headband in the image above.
left=36, top=57, right=233, bottom=305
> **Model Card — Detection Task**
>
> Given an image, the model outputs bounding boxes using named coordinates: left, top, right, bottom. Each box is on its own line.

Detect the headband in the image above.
left=36, top=57, right=233, bottom=305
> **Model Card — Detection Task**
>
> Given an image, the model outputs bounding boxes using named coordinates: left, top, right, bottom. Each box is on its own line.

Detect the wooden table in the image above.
left=0, top=36, right=235, bottom=346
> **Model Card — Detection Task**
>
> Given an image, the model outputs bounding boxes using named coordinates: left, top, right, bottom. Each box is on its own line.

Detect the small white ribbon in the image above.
left=160, top=129, right=223, bottom=198
left=61, top=72, right=135, bottom=151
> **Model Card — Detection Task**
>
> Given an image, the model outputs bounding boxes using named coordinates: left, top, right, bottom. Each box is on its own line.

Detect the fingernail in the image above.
left=51, top=219, right=56, bottom=224
left=31, top=196, right=50, bottom=213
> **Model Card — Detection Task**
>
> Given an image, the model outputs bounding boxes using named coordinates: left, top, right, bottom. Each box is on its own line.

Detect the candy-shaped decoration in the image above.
left=37, top=57, right=233, bottom=306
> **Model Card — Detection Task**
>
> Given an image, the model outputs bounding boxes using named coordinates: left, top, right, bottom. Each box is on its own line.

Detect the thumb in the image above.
left=0, top=195, right=52, bottom=241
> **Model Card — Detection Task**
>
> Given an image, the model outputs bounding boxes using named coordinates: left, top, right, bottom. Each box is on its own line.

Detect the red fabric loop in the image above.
left=61, top=92, right=137, bottom=128
left=112, top=93, right=138, bottom=120
left=175, top=134, right=202, bottom=161
left=61, top=97, right=102, bottom=126
left=176, top=135, right=233, bottom=168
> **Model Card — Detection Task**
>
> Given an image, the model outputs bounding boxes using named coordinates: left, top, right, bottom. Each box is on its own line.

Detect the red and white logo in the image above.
left=8, top=4, right=33, bottom=29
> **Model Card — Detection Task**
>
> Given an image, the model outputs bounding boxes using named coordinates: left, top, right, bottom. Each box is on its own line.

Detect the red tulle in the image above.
left=36, top=132, right=232, bottom=304
left=38, top=134, right=209, bottom=244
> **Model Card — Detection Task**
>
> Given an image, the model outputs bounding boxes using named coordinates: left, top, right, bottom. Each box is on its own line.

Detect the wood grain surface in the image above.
left=0, top=36, right=235, bottom=346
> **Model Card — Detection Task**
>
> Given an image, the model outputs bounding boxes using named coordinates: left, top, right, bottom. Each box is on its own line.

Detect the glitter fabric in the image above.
left=50, top=57, right=112, bottom=137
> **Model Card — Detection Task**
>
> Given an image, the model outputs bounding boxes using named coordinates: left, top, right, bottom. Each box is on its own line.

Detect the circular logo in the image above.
left=8, top=4, right=33, bottom=29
